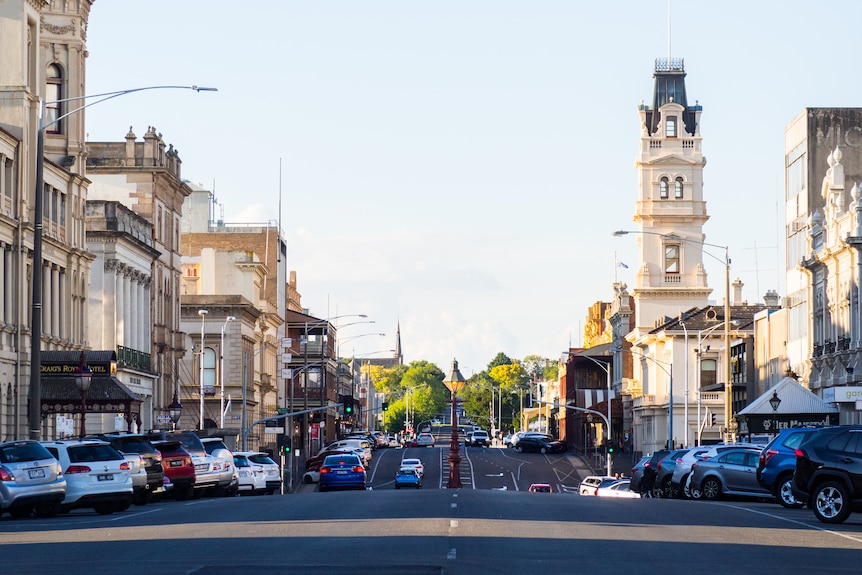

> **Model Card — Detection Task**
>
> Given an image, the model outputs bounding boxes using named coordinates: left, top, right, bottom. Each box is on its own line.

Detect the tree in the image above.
left=487, top=352, right=512, bottom=372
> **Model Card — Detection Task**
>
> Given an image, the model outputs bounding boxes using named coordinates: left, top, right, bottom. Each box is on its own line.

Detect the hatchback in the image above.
left=688, top=447, right=771, bottom=501
left=235, top=451, right=281, bottom=494
left=579, top=475, right=616, bottom=496
left=394, top=467, right=422, bottom=489
left=792, top=425, right=862, bottom=524
left=42, top=439, right=133, bottom=515
left=514, top=436, right=565, bottom=454
left=234, top=454, right=266, bottom=495
left=319, top=453, right=366, bottom=491
left=595, top=479, right=641, bottom=499
left=97, top=433, right=165, bottom=505
left=0, top=440, right=66, bottom=519
left=152, top=440, right=195, bottom=500
left=201, top=437, right=239, bottom=497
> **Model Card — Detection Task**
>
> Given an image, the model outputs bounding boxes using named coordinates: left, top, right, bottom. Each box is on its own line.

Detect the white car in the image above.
left=201, top=437, right=239, bottom=496
left=323, top=439, right=372, bottom=464
left=595, top=479, right=641, bottom=499
left=415, top=433, right=435, bottom=447
left=234, top=451, right=281, bottom=494
left=233, top=454, right=266, bottom=495
left=41, top=439, right=133, bottom=514
left=578, top=475, right=617, bottom=496
left=0, top=440, right=66, bottom=519
left=400, top=458, right=424, bottom=477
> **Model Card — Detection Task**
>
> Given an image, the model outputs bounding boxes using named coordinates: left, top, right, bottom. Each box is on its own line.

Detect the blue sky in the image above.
left=84, top=1, right=862, bottom=375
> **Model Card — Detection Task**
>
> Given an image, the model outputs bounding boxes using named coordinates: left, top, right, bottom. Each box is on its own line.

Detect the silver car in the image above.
left=0, top=440, right=66, bottom=519
left=688, top=447, right=772, bottom=501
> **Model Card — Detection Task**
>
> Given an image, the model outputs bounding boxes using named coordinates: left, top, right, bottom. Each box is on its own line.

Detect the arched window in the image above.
left=660, top=177, right=669, bottom=199
left=675, top=177, right=684, bottom=199
left=203, top=347, right=217, bottom=396
left=45, top=64, right=63, bottom=134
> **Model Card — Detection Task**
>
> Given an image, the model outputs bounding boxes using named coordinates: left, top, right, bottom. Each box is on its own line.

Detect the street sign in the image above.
left=281, top=337, right=292, bottom=348
left=265, top=427, right=283, bottom=434
left=282, top=368, right=293, bottom=379
left=281, top=353, right=292, bottom=363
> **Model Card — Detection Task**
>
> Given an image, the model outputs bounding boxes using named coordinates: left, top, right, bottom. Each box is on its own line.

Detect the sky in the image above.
left=83, top=1, right=862, bottom=376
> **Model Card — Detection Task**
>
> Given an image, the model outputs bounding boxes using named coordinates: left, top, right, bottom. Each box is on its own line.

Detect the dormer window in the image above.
left=660, top=177, right=669, bottom=199
left=675, top=177, right=684, bottom=199
left=666, top=116, right=677, bottom=138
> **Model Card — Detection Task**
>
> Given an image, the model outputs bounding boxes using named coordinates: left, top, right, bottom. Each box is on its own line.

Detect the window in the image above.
left=666, top=116, right=677, bottom=138
left=660, top=177, right=669, bottom=199
left=664, top=244, right=680, bottom=273
left=203, top=347, right=216, bottom=396
left=700, top=359, right=717, bottom=388
left=45, top=64, right=63, bottom=133
left=675, top=177, right=684, bottom=199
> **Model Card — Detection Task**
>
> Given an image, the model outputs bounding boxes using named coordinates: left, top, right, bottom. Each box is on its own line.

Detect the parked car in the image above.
left=97, top=433, right=165, bottom=505
left=684, top=443, right=763, bottom=499
left=654, top=449, right=691, bottom=498
left=629, top=455, right=651, bottom=493
left=513, top=436, right=565, bottom=454
left=792, top=425, right=862, bottom=524
left=756, top=427, right=824, bottom=508
left=579, top=475, right=616, bottom=496
left=508, top=431, right=551, bottom=449
left=688, top=447, right=771, bottom=501
left=670, top=448, right=709, bottom=499
left=416, top=433, right=436, bottom=447
left=41, top=439, right=133, bottom=515
left=596, top=479, right=641, bottom=499
left=233, top=454, right=266, bottom=495
left=201, top=437, right=239, bottom=497
left=400, top=458, right=425, bottom=477
left=466, top=430, right=489, bottom=447
left=529, top=483, right=553, bottom=493
left=319, top=453, right=366, bottom=491
left=394, top=467, right=422, bottom=489
left=148, top=431, right=225, bottom=497
left=235, top=451, right=281, bottom=494
left=151, top=440, right=195, bottom=500
left=0, top=440, right=66, bottom=519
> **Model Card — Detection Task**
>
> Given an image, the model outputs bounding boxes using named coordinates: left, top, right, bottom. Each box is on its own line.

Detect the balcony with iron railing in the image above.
left=117, top=345, right=152, bottom=373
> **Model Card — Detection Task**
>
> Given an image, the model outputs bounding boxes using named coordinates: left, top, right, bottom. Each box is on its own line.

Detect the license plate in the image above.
left=336, top=470, right=347, bottom=475
left=97, top=474, right=114, bottom=481
left=28, top=468, right=46, bottom=479
left=170, top=460, right=182, bottom=467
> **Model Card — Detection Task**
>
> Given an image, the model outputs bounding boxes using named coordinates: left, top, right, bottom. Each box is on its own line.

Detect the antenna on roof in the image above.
left=667, top=0, right=672, bottom=65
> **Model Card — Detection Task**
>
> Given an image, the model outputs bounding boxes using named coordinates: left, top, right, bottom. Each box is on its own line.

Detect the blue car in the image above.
left=318, top=454, right=366, bottom=492
left=757, top=427, right=826, bottom=508
left=394, top=467, right=422, bottom=489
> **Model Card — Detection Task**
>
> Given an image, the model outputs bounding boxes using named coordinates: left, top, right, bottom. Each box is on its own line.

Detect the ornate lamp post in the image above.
left=443, top=359, right=467, bottom=489
left=168, top=392, right=183, bottom=431
left=769, top=390, right=782, bottom=434
left=74, top=351, right=92, bottom=436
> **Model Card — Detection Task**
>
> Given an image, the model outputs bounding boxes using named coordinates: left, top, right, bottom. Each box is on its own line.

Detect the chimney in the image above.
left=732, top=278, right=744, bottom=305
left=764, top=290, right=781, bottom=307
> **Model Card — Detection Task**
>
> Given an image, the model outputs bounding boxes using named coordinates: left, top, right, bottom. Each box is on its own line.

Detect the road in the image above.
left=3, top=444, right=861, bottom=574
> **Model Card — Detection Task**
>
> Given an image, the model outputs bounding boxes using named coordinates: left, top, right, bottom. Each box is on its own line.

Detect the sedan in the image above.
left=415, top=433, right=435, bottom=447
left=400, top=458, right=425, bottom=477
left=596, top=479, right=641, bottom=499
left=319, top=454, right=366, bottom=492
left=514, top=436, right=566, bottom=454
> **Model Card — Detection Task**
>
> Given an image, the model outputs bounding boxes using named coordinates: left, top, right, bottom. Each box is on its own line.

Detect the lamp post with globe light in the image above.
left=443, top=359, right=467, bottom=489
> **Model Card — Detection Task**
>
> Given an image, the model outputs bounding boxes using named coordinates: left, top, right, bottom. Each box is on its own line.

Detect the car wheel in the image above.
left=116, top=499, right=131, bottom=512
left=812, top=480, right=852, bottom=524
left=515, top=446, right=524, bottom=453
left=304, top=475, right=313, bottom=484
left=701, top=477, right=722, bottom=501
left=540, top=447, right=548, bottom=454
left=10, top=507, right=32, bottom=519
left=35, top=501, right=60, bottom=518
left=776, top=475, right=804, bottom=509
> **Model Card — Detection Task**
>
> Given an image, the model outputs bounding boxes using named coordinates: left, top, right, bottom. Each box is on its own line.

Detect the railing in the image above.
left=664, top=274, right=681, bottom=284
left=116, top=345, right=151, bottom=372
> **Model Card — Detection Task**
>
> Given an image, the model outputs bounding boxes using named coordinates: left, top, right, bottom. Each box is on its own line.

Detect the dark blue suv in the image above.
left=756, top=427, right=824, bottom=508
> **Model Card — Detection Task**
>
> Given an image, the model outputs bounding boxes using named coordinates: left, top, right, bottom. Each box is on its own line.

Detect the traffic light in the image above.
left=711, top=413, right=717, bottom=427
left=283, top=438, right=291, bottom=455
left=382, top=401, right=389, bottom=412
left=607, top=443, right=615, bottom=454
left=344, top=396, right=354, bottom=415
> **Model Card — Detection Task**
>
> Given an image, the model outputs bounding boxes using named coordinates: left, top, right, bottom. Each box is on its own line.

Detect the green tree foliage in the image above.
left=522, top=354, right=558, bottom=383
left=487, top=352, right=512, bottom=371
left=380, top=361, right=447, bottom=432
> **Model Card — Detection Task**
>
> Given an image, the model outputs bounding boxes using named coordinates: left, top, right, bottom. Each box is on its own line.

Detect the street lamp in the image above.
left=198, top=309, right=208, bottom=430
left=769, top=390, right=782, bottom=434
left=74, top=351, right=92, bottom=437
left=220, top=316, right=236, bottom=428
left=613, top=229, right=733, bottom=440
left=27, top=84, right=217, bottom=440
left=443, top=359, right=467, bottom=489
left=615, top=346, right=673, bottom=451
left=337, top=332, right=385, bottom=358
left=168, top=392, right=183, bottom=431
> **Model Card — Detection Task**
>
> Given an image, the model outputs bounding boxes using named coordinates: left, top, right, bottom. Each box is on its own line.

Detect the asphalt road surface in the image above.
left=3, top=445, right=861, bottom=574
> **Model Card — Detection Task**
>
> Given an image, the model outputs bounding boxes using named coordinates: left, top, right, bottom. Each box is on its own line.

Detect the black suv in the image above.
left=756, top=427, right=824, bottom=508
left=792, top=425, right=862, bottom=523
left=97, top=433, right=165, bottom=504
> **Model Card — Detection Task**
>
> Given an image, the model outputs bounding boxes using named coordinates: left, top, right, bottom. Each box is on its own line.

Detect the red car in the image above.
left=152, top=441, right=195, bottom=500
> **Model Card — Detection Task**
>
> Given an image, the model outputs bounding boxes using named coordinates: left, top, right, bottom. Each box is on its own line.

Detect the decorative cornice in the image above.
left=41, top=17, right=77, bottom=36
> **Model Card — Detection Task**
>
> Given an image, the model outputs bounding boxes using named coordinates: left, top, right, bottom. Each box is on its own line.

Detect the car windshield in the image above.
left=324, top=455, right=361, bottom=466
left=109, top=436, right=156, bottom=453
left=234, top=456, right=251, bottom=468
left=248, top=454, right=276, bottom=465
left=402, top=459, right=421, bottom=466
left=68, top=443, right=123, bottom=462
